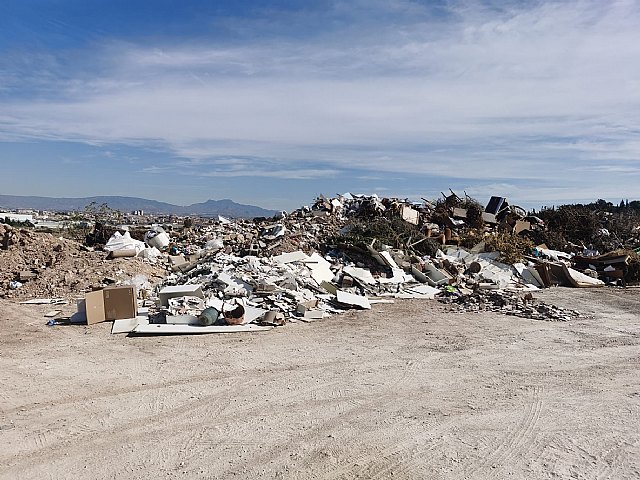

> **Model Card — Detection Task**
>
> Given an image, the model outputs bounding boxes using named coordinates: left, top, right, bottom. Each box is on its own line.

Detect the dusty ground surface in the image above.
left=1, top=287, right=639, bottom=479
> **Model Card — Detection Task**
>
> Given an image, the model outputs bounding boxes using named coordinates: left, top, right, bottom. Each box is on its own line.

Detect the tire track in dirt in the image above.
left=346, top=419, right=451, bottom=480
left=1, top=358, right=347, bottom=416
left=330, top=358, right=450, bottom=479
left=593, top=439, right=635, bottom=479
left=0, top=371, right=350, bottom=475
left=1, top=376, right=248, bottom=472
left=485, top=386, right=543, bottom=478
left=462, top=385, right=543, bottom=479
left=342, top=357, right=461, bottom=479
left=243, top=359, right=429, bottom=480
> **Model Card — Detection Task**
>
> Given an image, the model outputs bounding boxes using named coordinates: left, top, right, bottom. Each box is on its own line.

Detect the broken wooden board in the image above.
left=20, top=298, right=67, bottom=305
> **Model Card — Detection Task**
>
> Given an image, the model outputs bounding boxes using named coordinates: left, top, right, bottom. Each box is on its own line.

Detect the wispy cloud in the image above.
left=1, top=0, right=640, bottom=207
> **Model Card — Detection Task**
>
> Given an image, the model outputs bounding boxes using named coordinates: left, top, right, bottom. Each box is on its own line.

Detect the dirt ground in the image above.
left=1, top=287, right=639, bottom=480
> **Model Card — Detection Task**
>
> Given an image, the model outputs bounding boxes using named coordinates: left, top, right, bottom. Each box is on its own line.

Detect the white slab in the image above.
left=405, top=284, right=440, bottom=297
left=513, top=263, right=542, bottom=287
left=205, top=297, right=224, bottom=311
left=379, top=251, right=400, bottom=269
left=566, top=267, right=605, bottom=287
left=401, top=205, right=419, bottom=225
left=158, top=285, right=204, bottom=306
left=217, top=272, right=253, bottom=295
left=343, top=266, right=377, bottom=285
left=274, top=251, right=309, bottom=264
left=304, top=252, right=334, bottom=283
left=336, top=290, right=371, bottom=309
left=244, top=305, right=268, bottom=323
left=133, top=322, right=273, bottom=334
left=165, top=314, right=199, bottom=325
left=111, top=317, right=142, bottom=334
left=378, top=268, right=414, bottom=284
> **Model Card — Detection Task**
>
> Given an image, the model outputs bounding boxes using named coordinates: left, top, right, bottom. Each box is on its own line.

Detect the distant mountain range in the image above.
left=0, top=195, right=279, bottom=218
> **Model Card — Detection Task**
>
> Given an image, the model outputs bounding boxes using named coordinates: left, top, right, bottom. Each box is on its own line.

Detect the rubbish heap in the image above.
left=5, top=191, right=640, bottom=333
left=107, top=192, right=638, bottom=333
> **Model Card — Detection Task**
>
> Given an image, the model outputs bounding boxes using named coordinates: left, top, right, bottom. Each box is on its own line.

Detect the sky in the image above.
left=1, top=0, right=639, bottom=211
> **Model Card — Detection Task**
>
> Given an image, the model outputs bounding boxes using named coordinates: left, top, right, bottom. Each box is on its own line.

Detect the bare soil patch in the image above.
left=1, top=287, right=639, bottom=479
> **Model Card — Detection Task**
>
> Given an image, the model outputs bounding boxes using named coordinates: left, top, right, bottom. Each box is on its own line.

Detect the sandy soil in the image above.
left=1, top=287, right=639, bottom=479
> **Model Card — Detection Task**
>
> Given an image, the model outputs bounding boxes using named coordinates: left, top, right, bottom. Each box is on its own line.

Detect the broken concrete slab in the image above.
left=343, top=266, right=377, bottom=285
left=303, top=252, right=335, bottom=284
left=396, top=284, right=440, bottom=299
left=336, top=290, right=371, bottom=309
left=273, top=250, right=309, bottom=264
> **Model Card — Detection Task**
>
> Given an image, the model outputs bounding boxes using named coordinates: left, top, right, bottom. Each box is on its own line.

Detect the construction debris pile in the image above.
left=0, top=224, right=166, bottom=299
left=439, top=290, right=583, bottom=321
left=4, top=191, right=640, bottom=333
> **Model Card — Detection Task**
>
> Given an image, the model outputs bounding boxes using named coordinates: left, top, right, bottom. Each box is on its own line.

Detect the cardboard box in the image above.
left=85, top=286, right=137, bottom=325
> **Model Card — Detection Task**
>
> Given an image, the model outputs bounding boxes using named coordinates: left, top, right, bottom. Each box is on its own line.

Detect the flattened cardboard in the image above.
left=85, top=289, right=106, bottom=325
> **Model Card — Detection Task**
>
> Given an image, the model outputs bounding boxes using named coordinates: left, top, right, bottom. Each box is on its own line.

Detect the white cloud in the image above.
left=1, top=0, right=640, bottom=205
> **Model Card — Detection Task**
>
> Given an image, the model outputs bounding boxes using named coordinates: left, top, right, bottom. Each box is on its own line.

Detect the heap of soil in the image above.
left=0, top=224, right=167, bottom=300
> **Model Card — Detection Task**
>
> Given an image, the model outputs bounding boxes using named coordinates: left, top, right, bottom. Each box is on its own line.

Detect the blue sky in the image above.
left=1, top=0, right=639, bottom=211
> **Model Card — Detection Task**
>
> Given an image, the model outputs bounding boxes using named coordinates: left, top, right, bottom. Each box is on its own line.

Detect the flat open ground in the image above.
left=1, top=288, right=639, bottom=479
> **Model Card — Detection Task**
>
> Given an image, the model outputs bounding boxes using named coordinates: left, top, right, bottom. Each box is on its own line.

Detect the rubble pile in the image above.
left=439, top=290, right=584, bottom=322
left=0, top=224, right=166, bottom=300
left=3, top=190, right=640, bottom=334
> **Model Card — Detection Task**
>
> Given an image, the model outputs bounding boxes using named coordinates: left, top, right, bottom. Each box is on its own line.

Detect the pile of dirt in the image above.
left=0, top=224, right=167, bottom=300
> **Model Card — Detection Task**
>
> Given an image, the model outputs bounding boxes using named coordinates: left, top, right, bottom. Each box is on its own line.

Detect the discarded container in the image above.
left=198, top=307, right=220, bottom=326
left=145, top=227, right=170, bottom=250
left=223, top=303, right=245, bottom=325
